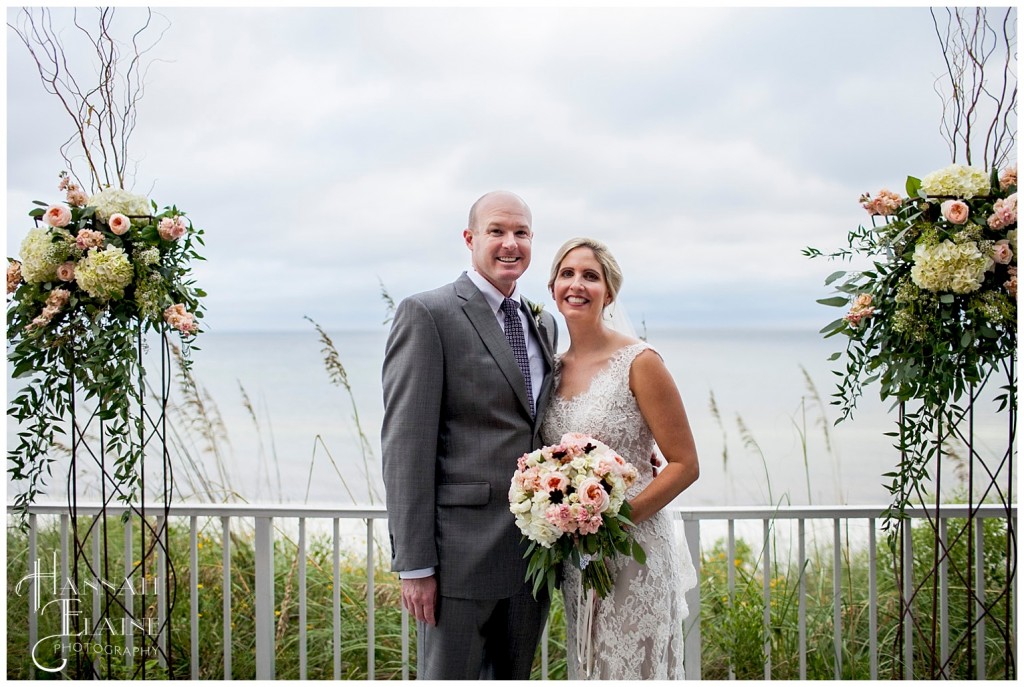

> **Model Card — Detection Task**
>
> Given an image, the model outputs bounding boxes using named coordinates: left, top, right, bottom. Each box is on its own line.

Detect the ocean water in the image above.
left=7, top=327, right=1011, bottom=511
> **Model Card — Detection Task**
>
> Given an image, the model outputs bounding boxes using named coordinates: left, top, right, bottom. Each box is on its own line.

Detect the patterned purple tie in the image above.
left=501, top=298, right=534, bottom=416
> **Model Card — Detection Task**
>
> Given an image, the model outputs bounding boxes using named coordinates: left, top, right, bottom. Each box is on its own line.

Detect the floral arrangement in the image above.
left=508, top=432, right=645, bottom=599
left=805, top=162, right=1016, bottom=522
left=7, top=173, right=205, bottom=510
left=806, top=163, right=1016, bottom=414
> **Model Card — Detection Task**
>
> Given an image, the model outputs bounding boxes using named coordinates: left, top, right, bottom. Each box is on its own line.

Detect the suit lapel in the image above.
left=456, top=274, right=534, bottom=416
left=526, top=306, right=556, bottom=427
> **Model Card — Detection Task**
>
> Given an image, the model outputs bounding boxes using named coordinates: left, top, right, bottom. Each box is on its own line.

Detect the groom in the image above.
left=381, top=190, right=558, bottom=679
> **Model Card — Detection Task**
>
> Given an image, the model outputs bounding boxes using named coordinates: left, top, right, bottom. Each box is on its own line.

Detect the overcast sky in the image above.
left=6, top=5, right=1015, bottom=332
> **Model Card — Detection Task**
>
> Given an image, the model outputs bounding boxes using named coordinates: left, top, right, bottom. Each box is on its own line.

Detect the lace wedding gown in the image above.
left=541, top=342, right=698, bottom=680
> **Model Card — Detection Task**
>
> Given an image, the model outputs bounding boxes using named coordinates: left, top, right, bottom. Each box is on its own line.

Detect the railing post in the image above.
left=367, top=518, right=375, bottom=680
left=868, top=518, right=878, bottom=680
left=683, top=518, right=701, bottom=680
left=902, top=519, right=913, bottom=679
left=763, top=518, right=772, bottom=680
left=974, top=517, right=986, bottom=679
left=123, top=515, right=134, bottom=672
left=190, top=516, right=199, bottom=679
left=254, top=516, right=275, bottom=679
left=833, top=518, right=841, bottom=680
left=221, top=516, right=232, bottom=680
left=299, top=518, right=307, bottom=680
left=28, top=513, right=38, bottom=680
left=798, top=518, right=807, bottom=680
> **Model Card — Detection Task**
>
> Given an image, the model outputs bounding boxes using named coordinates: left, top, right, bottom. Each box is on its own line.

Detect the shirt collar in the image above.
left=466, top=269, right=522, bottom=315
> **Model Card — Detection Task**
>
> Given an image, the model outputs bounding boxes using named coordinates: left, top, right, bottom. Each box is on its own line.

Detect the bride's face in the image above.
left=552, top=247, right=611, bottom=322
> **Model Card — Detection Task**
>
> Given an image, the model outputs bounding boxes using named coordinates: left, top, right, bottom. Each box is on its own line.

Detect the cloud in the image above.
left=8, top=6, right=1011, bottom=331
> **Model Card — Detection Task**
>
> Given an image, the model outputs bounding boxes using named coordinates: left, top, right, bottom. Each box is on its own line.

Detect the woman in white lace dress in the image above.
left=540, top=237, right=700, bottom=680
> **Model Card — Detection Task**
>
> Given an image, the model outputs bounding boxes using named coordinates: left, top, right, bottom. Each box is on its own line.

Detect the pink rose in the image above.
left=578, top=477, right=610, bottom=513
left=56, top=261, right=76, bottom=282
left=992, top=240, right=1014, bottom=265
left=988, top=194, right=1017, bottom=231
left=108, top=213, right=131, bottom=235
left=940, top=200, right=970, bottom=225
left=1005, top=267, right=1017, bottom=298
left=158, top=216, right=187, bottom=241
left=43, top=204, right=72, bottom=228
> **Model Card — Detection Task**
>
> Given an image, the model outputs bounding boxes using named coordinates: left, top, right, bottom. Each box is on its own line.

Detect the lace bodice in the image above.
left=543, top=342, right=657, bottom=499
left=540, top=342, right=696, bottom=680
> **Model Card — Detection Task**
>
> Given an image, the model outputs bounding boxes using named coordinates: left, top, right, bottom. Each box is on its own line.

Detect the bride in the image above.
left=540, top=237, right=700, bottom=680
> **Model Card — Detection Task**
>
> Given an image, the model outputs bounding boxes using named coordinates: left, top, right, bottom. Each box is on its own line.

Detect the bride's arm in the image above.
left=626, top=349, right=700, bottom=524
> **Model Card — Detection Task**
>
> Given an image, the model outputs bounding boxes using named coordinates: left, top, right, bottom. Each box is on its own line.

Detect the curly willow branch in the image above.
left=930, top=7, right=1017, bottom=169
left=7, top=7, right=170, bottom=193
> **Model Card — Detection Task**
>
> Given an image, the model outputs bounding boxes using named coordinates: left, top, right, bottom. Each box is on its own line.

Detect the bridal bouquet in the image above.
left=508, top=432, right=645, bottom=599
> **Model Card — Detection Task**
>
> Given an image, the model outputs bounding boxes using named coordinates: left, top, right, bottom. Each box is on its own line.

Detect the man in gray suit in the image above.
left=382, top=190, right=558, bottom=679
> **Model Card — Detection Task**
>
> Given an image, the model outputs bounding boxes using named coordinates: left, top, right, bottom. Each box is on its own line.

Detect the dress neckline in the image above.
left=554, top=342, right=648, bottom=405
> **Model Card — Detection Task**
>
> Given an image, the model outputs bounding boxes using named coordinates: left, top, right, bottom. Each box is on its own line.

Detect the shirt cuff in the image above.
left=399, top=567, right=435, bottom=579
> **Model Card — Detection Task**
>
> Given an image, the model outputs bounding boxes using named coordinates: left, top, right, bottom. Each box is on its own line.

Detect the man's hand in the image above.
left=401, top=575, right=438, bottom=626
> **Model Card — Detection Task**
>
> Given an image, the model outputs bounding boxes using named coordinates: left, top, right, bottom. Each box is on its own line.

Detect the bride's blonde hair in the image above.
left=547, top=237, right=624, bottom=304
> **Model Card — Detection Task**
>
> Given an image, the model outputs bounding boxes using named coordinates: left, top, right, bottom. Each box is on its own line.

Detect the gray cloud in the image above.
left=7, top=6, right=1014, bottom=332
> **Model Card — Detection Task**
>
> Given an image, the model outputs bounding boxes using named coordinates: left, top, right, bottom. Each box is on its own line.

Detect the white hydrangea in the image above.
left=919, top=164, right=991, bottom=199
left=911, top=240, right=992, bottom=294
left=75, top=245, right=134, bottom=300
left=88, top=188, right=151, bottom=223
left=19, top=227, right=77, bottom=283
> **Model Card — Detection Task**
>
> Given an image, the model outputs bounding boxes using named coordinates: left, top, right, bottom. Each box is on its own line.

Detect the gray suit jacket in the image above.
left=381, top=272, right=558, bottom=599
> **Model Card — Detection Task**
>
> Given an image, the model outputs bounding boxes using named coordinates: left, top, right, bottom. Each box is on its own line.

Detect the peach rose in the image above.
left=542, top=472, right=569, bottom=494
left=940, top=199, right=970, bottom=225
left=577, top=477, right=610, bottom=513
left=108, top=213, right=131, bottom=236
left=56, top=261, right=76, bottom=282
left=43, top=204, right=72, bottom=228
left=992, top=240, right=1014, bottom=265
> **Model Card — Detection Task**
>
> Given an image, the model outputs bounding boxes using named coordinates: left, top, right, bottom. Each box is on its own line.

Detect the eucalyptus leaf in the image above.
left=816, top=296, right=849, bottom=308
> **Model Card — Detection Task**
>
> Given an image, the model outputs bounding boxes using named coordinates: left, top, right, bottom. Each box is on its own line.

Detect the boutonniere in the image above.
left=527, top=300, right=545, bottom=328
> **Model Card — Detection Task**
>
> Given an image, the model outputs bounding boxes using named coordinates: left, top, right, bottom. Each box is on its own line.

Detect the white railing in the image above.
left=7, top=502, right=1016, bottom=680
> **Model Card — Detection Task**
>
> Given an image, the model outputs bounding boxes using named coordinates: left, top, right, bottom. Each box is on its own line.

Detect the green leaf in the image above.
left=905, top=175, right=922, bottom=198
left=939, top=294, right=955, bottom=304
left=631, top=540, right=647, bottom=565
left=816, top=296, right=849, bottom=307
left=824, top=270, right=846, bottom=285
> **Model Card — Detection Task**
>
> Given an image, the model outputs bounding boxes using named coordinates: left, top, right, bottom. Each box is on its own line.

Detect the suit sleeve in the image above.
left=381, top=297, right=444, bottom=573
